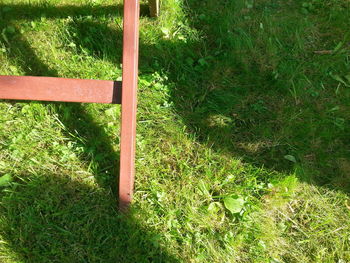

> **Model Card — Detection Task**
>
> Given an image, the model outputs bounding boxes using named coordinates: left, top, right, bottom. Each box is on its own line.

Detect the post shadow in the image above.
left=0, top=173, right=178, bottom=263
left=0, top=3, right=178, bottom=262
left=2, top=0, right=349, bottom=192
left=0, top=0, right=349, bottom=260
left=164, top=0, right=350, bottom=191
left=0, top=3, right=149, bottom=20
left=61, top=0, right=347, bottom=193
left=0, top=1, right=150, bottom=190
left=0, top=20, right=120, bottom=192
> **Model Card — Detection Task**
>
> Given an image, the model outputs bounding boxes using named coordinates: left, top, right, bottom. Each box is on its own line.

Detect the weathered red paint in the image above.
left=119, top=0, right=140, bottom=210
left=0, top=1, right=140, bottom=211
left=0, top=76, right=121, bottom=104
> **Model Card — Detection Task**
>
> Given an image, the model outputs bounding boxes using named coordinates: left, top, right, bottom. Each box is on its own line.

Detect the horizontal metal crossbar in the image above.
left=0, top=0, right=140, bottom=210
left=0, top=76, right=121, bottom=104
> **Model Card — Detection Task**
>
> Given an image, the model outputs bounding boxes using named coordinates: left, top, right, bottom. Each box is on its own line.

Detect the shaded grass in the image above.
left=0, top=173, right=178, bottom=263
left=0, top=0, right=349, bottom=262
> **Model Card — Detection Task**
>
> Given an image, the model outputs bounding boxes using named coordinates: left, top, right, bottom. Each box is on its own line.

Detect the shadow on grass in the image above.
left=0, top=3, right=150, bottom=20
left=0, top=3, right=179, bottom=262
left=0, top=0, right=349, bottom=260
left=0, top=15, right=120, bottom=192
left=136, top=0, right=349, bottom=192
left=49, top=1, right=349, bottom=194
left=0, top=173, right=178, bottom=263
left=169, top=0, right=350, bottom=191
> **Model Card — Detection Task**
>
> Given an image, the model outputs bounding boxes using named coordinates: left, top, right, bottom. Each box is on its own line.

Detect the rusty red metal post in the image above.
left=119, top=0, right=140, bottom=210
left=0, top=1, right=140, bottom=211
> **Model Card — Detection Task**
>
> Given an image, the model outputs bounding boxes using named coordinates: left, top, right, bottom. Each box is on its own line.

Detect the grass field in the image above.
left=0, top=0, right=349, bottom=262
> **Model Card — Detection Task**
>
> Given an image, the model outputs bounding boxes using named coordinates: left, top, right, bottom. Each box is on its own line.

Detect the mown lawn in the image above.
left=0, top=0, right=349, bottom=262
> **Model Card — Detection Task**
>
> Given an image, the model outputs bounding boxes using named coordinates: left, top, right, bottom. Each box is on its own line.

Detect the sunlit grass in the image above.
left=0, top=0, right=349, bottom=262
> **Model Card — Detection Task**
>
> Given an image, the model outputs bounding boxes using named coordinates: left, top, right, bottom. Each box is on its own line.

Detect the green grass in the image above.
left=0, top=0, right=350, bottom=262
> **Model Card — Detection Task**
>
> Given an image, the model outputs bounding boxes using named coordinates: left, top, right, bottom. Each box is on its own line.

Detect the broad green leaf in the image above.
left=284, top=155, right=296, bottom=163
left=223, top=197, right=244, bottom=214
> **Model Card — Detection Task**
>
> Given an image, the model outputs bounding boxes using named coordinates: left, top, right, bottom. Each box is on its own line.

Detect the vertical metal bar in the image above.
left=119, top=0, right=140, bottom=210
left=148, top=0, right=160, bottom=17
